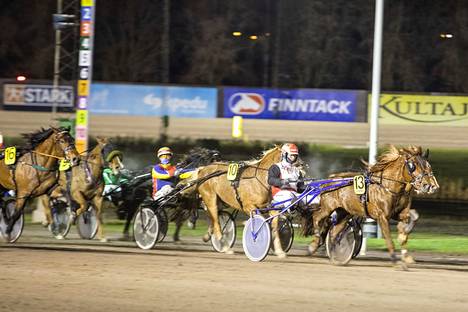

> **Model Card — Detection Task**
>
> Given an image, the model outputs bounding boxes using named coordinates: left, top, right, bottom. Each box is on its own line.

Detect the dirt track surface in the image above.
left=1, top=229, right=468, bottom=312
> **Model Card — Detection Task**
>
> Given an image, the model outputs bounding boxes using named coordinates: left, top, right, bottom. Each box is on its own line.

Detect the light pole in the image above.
left=52, top=0, right=63, bottom=122
left=52, top=1, right=77, bottom=122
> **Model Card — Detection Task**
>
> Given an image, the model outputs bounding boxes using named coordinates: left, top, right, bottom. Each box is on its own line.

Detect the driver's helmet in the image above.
left=281, top=143, right=299, bottom=164
left=157, top=146, right=173, bottom=165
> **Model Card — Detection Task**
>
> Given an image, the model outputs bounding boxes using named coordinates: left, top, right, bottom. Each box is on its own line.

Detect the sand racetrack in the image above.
left=1, top=237, right=467, bottom=312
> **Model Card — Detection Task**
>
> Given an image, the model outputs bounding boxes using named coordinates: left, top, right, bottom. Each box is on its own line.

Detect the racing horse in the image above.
left=43, top=137, right=111, bottom=241
left=190, top=146, right=286, bottom=256
left=0, top=127, right=80, bottom=241
left=309, top=145, right=439, bottom=267
left=167, top=147, right=221, bottom=242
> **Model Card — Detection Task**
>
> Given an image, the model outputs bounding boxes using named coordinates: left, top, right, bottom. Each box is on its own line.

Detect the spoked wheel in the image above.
left=76, top=205, right=98, bottom=240
left=49, top=200, right=72, bottom=239
left=270, top=215, right=294, bottom=253
left=0, top=198, right=24, bottom=243
left=326, top=221, right=357, bottom=265
left=211, top=210, right=236, bottom=252
left=242, top=215, right=271, bottom=262
left=133, top=207, right=159, bottom=250
left=156, top=208, right=168, bottom=243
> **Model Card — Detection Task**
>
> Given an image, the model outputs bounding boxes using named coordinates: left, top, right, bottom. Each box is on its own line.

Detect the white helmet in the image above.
left=157, top=146, right=173, bottom=158
left=281, top=143, right=299, bottom=164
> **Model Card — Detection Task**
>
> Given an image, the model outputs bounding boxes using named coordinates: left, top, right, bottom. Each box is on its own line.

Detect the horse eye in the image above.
left=407, top=161, right=416, bottom=173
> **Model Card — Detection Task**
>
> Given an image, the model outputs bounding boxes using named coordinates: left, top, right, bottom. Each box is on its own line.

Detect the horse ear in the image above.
left=96, top=136, right=107, bottom=145
left=422, top=148, right=429, bottom=159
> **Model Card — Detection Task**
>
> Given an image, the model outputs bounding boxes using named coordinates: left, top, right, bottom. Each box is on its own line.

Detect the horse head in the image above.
left=51, top=127, right=80, bottom=166
left=400, top=146, right=439, bottom=195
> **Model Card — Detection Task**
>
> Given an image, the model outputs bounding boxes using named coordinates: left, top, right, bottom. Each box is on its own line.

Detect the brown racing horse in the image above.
left=0, top=127, right=80, bottom=240
left=189, top=147, right=286, bottom=256
left=43, top=137, right=111, bottom=241
left=309, top=145, right=439, bottom=268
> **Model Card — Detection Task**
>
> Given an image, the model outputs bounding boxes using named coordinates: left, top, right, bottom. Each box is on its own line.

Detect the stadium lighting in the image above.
left=249, top=35, right=258, bottom=40
left=16, top=75, right=26, bottom=82
left=232, top=31, right=242, bottom=37
left=440, top=33, right=453, bottom=39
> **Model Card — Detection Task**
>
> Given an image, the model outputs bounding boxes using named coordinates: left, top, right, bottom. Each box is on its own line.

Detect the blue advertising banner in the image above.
left=89, top=83, right=217, bottom=118
left=223, top=87, right=358, bottom=122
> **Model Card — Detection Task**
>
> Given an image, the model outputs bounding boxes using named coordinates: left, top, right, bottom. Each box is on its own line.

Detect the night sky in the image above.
left=0, top=0, right=467, bottom=93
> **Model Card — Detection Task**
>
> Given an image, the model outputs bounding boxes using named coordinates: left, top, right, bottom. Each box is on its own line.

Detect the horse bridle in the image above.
left=404, top=154, right=434, bottom=188
left=371, top=154, right=432, bottom=196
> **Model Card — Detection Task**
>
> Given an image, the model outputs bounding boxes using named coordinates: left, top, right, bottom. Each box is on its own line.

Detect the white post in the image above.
left=362, top=0, right=385, bottom=255
left=368, top=0, right=384, bottom=166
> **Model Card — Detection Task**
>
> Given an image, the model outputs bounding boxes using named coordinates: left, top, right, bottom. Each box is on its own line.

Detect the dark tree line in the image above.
left=1, top=0, right=467, bottom=93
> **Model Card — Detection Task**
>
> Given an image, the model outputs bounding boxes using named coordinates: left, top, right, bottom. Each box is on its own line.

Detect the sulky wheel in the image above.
left=76, top=205, right=99, bottom=240
left=49, top=199, right=72, bottom=239
left=0, top=198, right=24, bottom=243
left=211, top=210, right=236, bottom=252
left=133, top=207, right=159, bottom=250
left=325, top=221, right=357, bottom=265
left=156, top=208, right=168, bottom=243
left=242, top=215, right=271, bottom=262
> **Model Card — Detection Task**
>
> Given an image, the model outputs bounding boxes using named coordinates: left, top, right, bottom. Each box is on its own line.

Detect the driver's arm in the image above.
left=268, top=165, right=284, bottom=187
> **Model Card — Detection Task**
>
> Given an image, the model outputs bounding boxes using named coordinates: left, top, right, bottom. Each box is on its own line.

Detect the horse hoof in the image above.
left=225, top=249, right=234, bottom=255
left=187, top=220, right=195, bottom=229
left=402, top=255, right=416, bottom=264
left=276, top=252, right=287, bottom=259
left=395, top=261, right=409, bottom=271
left=42, top=221, right=49, bottom=227
left=202, top=233, right=211, bottom=243
left=100, top=238, right=108, bottom=243
left=174, top=240, right=183, bottom=245
left=307, top=245, right=317, bottom=256
left=55, top=234, right=64, bottom=240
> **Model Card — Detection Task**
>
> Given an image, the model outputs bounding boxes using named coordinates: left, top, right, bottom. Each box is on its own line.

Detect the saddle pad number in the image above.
left=59, top=159, right=71, bottom=171
left=4, top=147, right=16, bottom=165
left=227, top=163, right=239, bottom=181
left=353, top=175, right=366, bottom=195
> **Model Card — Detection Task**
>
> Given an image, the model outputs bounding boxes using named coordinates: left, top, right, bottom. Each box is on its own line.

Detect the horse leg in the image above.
left=201, top=191, right=232, bottom=254
left=202, top=223, right=213, bottom=243
left=91, top=194, right=106, bottom=242
left=308, top=206, right=330, bottom=255
left=121, top=200, right=135, bottom=240
left=377, top=216, right=407, bottom=270
left=397, top=208, right=419, bottom=264
left=269, top=210, right=286, bottom=258
left=6, top=194, right=28, bottom=238
left=41, top=195, right=53, bottom=227
left=173, top=215, right=183, bottom=243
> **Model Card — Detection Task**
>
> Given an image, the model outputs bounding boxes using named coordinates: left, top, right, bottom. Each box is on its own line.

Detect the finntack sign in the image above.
left=369, top=94, right=468, bottom=126
left=223, top=87, right=358, bottom=122
left=3, top=84, right=74, bottom=107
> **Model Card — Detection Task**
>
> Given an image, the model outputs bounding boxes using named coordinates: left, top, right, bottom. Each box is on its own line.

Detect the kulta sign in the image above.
left=370, top=94, right=468, bottom=126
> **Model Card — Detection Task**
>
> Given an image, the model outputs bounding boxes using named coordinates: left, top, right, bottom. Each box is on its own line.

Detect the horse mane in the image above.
left=21, top=127, right=63, bottom=150
left=245, top=146, right=280, bottom=166
left=178, top=147, right=221, bottom=169
left=369, top=145, right=423, bottom=173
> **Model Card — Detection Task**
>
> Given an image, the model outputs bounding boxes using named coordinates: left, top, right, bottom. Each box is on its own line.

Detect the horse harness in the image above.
left=225, top=162, right=270, bottom=211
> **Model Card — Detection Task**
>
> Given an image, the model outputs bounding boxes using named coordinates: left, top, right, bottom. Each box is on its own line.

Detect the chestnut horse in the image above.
left=0, top=127, right=80, bottom=240
left=191, top=147, right=287, bottom=256
left=43, top=137, right=112, bottom=241
left=309, top=145, right=439, bottom=267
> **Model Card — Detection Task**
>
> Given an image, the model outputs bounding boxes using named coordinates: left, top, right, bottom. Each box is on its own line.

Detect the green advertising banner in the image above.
left=368, top=93, right=468, bottom=126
